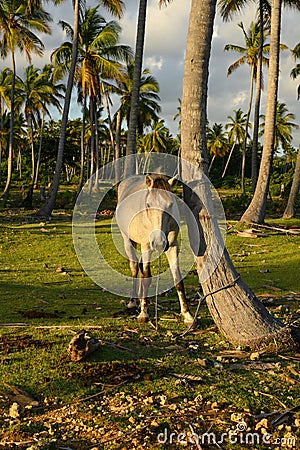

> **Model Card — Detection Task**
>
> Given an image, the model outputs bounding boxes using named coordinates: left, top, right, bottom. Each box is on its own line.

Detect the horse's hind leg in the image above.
left=165, top=244, right=196, bottom=328
left=137, top=247, right=152, bottom=323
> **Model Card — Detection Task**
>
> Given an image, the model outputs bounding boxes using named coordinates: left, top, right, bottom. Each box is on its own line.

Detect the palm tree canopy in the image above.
left=225, top=108, right=248, bottom=143
left=0, top=0, right=51, bottom=60
left=224, top=21, right=271, bottom=78
left=207, top=122, right=228, bottom=157
left=260, top=101, right=299, bottom=151
left=116, top=60, right=161, bottom=134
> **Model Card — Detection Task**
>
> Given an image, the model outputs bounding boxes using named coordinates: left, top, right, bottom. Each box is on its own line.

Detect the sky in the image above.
left=2, top=0, right=300, bottom=146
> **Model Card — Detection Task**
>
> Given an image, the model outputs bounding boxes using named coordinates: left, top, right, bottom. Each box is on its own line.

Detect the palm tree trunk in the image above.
left=1, top=51, right=16, bottom=199
left=222, top=141, right=235, bottom=178
left=126, top=0, right=147, bottom=175
left=208, top=155, right=216, bottom=173
left=37, top=0, right=80, bottom=217
left=27, top=113, right=36, bottom=185
left=101, top=83, right=115, bottom=149
left=240, top=0, right=281, bottom=224
left=251, top=0, right=264, bottom=193
left=34, top=113, right=45, bottom=189
left=77, top=92, right=87, bottom=197
left=115, top=108, right=122, bottom=181
left=282, top=146, right=300, bottom=218
left=181, top=0, right=299, bottom=350
left=241, top=66, right=254, bottom=194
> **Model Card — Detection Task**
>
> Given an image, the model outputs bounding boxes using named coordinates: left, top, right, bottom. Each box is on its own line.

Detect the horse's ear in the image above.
left=168, top=176, right=177, bottom=187
left=145, top=174, right=153, bottom=188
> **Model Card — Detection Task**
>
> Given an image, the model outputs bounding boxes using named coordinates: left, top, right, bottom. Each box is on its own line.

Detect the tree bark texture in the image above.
left=181, top=0, right=299, bottom=350
left=283, top=146, right=300, bottom=218
left=240, top=0, right=281, bottom=224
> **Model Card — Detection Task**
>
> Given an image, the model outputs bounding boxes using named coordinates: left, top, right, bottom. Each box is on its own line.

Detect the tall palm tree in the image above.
left=18, top=65, right=64, bottom=184
left=224, top=20, right=272, bottom=193
left=138, top=119, right=170, bottom=153
left=0, top=0, right=51, bottom=198
left=125, top=0, right=172, bottom=173
left=283, top=145, right=300, bottom=218
left=259, top=101, right=299, bottom=152
left=37, top=0, right=124, bottom=217
left=224, top=0, right=300, bottom=223
left=223, top=108, right=248, bottom=178
left=181, top=0, right=299, bottom=349
left=206, top=122, right=228, bottom=172
left=52, top=6, right=131, bottom=192
left=173, top=98, right=182, bottom=131
left=115, top=61, right=161, bottom=134
left=290, top=42, right=300, bottom=99
left=34, top=64, right=65, bottom=188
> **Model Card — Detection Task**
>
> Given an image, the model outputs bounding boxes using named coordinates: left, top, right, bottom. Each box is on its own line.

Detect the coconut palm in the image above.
left=126, top=0, right=172, bottom=169
left=173, top=98, right=182, bottom=131
left=0, top=0, right=51, bottom=198
left=290, top=42, right=300, bottom=99
left=259, top=101, right=299, bottom=153
left=283, top=146, right=300, bottom=218
left=223, top=0, right=300, bottom=223
left=223, top=108, right=248, bottom=178
left=206, top=123, right=228, bottom=173
left=52, top=6, right=131, bottom=192
left=181, top=0, right=299, bottom=349
left=18, top=65, right=64, bottom=185
left=115, top=61, right=161, bottom=134
left=37, top=0, right=124, bottom=217
left=138, top=119, right=170, bottom=153
left=224, top=20, right=272, bottom=193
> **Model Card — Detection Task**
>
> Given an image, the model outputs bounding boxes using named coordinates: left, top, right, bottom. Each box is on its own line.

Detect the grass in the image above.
left=0, top=194, right=299, bottom=449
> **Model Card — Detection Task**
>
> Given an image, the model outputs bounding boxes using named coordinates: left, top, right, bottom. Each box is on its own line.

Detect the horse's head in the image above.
left=145, top=174, right=178, bottom=253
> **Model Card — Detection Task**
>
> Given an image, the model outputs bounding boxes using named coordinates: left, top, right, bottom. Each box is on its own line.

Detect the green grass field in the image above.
left=0, top=200, right=299, bottom=449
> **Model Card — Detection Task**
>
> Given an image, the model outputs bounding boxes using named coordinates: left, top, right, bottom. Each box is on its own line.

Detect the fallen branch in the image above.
left=253, top=223, right=300, bottom=235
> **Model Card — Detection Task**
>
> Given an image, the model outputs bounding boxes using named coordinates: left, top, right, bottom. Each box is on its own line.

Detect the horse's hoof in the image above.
left=184, top=316, right=199, bottom=329
left=127, top=300, right=137, bottom=309
left=137, top=314, right=149, bottom=323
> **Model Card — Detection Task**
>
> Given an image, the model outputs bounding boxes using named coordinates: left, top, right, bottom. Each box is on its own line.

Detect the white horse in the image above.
left=116, top=173, right=194, bottom=326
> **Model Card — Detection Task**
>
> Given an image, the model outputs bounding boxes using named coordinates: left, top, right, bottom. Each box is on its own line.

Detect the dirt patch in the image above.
left=0, top=334, right=54, bottom=354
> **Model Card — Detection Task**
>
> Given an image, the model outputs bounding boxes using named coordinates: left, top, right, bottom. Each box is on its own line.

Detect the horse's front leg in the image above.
left=123, top=236, right=139, bottom=309
left=137, top=245, right=152, bottom=323
left=165, top=244, right=196, bottom=328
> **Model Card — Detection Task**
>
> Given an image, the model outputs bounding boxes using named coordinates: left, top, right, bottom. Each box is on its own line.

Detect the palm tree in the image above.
left=224, top=20, right=272, bottom=193
left=125, top=0, right=172, bottom=172
left=226, top=0, right=300, bottom=223
left=34, top=64, right=65, bottom=188
left=181, top=0, right=299, bottom=349
left=52, top=6, right=131, bottom=192
left=290, top=42, right=300, bottom=99
left=37, top=0, right=124, bottom=218
left=223, top=108, right=248, bottom=178
left=206, top=123, right=228, bottom=172
left=138, top=119, right=170, bottom=153
left=259, top=101, right=299, bottom=152
left=18, top=65, right=64, bottom=185
left=173, top=98, right=182, bottom=131
left=283, top=145, right=300, bottom=218
left=0, top=0, right=51, bottom=198
left=115, top=61, right=161, bottom=134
